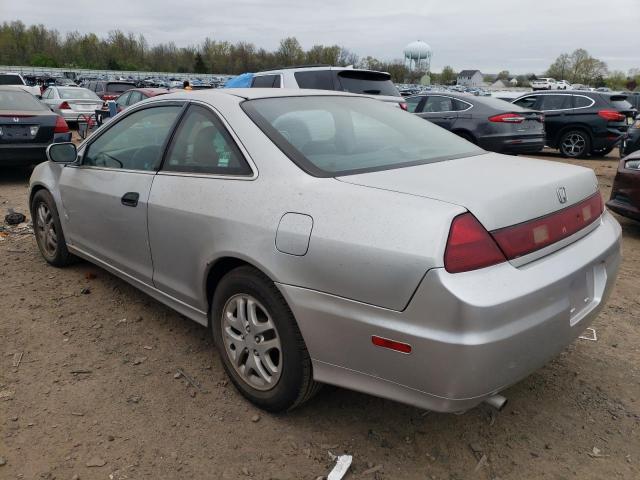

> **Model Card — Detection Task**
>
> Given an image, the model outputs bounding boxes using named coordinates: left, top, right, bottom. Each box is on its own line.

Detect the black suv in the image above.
left=512, top=91, right=636, bottom=158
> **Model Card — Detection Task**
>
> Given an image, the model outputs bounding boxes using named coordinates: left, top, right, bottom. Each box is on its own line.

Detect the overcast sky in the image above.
left=2, top=0, right=638, bottom=73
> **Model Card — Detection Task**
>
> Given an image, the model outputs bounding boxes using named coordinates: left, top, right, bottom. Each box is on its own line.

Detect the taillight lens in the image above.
left=598, top=109, right=625, bottom=122
left=444, top=213, right=506, bottom=273
left=103, top=94, right=117, bottom=100
left=54, top=116, right=70, bottom=133
left=491, top=193, right=603, bottom=260
left=488, top=113, right=525, bottom=123
left=59, top=101, right=71, bottom=110
left=399, top=102, right=408, bottom=111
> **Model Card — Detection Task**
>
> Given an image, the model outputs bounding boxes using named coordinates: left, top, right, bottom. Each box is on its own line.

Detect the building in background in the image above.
left=457, top=69, right=483, bottom=87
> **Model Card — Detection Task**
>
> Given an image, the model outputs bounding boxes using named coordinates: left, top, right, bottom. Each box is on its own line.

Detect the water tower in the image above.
left=404, top=40, right=432, bottom=72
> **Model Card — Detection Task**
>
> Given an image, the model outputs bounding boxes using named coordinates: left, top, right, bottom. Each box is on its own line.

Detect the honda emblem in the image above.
left=557, top=187, right=567, bottom=204
left=12, top=117, right=19, bottom=123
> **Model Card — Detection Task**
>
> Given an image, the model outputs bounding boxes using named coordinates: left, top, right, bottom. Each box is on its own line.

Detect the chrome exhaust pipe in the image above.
left=484, top=394, right=507, bottom=411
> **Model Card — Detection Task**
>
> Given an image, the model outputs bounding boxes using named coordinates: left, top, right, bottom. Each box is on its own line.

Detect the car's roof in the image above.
left=133, top=88, right=175, bottom=96
left=256, top=66, right=390, bottom=76
left=0, top=85, right=30, bottom=93
left=157, top=87, right=361, bottom=102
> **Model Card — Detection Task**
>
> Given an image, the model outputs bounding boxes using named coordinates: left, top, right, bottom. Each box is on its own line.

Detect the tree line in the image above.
left=0, top=21, right=413, bottom=80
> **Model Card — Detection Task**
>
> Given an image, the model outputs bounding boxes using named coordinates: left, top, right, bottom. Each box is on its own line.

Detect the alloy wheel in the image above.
left=35, top=202, right=58, bottom=258
left=221, top=294, right=283, bottom=391
left=561, top=133, right=587, bottom=157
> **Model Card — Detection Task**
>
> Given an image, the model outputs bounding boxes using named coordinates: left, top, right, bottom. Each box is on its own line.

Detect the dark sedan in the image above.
left=512, top=91, right=636, bottom=158
left=0, top=87, right=72, bottom=167
left=406, top=93, right=545, bottom=154
left=607, top=150, right=640, bottom=221
left=620, top=116, right=640, bottom=157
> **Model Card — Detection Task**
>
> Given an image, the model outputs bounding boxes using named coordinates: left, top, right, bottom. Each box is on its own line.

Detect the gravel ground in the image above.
left=1, top=150, right=639, bottom=480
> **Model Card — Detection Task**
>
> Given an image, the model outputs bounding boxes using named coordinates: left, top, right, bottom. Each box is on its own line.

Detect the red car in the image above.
left=607, top=150, right=640, bottom=221
left=114, top=88, right=176, bottom=112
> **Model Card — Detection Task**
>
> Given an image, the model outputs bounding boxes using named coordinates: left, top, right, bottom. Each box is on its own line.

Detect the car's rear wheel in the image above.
left=31, top=189, right=75, bottom=267
left=211, top=266, right=320, bottom=412
left=559, top=130, right=591, bottom=158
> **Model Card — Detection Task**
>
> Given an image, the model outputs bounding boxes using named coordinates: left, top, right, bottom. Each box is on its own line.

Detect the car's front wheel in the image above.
left=211, top=266, right=320, bottom=412
left=31, top=189, right=75, bottom=267
left=559, top=130, right=591, bottom=158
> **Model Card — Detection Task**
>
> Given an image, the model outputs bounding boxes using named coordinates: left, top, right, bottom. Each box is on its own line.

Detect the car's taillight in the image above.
left=399, top=102, right=408, bottom=111
left=59, top=101, right=71, bottom=110
left=488, top=113, right=525, bottom=123
left=54, top=116, right=70, bottom=133
left=598, top=109, right=625, bottom=122
left=103, top=94, right=117, bottom=100
left=490, top=193, right=603, bottom=260
left=444, top=213, right=506, bottom=273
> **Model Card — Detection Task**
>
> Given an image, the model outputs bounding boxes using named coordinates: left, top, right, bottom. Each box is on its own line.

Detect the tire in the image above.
left=559, top=130, right=591, bottom=158
left=30, top=189, right=75, bottom=267
left=211, top=266, right=320, bottom=412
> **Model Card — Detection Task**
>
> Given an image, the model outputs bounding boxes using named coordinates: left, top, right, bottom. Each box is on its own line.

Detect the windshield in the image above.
left=336, top=71, right=400, bottom=97
left=0, top=89, right=47, bottom=111
left=0, top=74, right=25, bottom=86
left=59, top=88, right=100, bottom=100
left=242, top=96, right=484, bottom=177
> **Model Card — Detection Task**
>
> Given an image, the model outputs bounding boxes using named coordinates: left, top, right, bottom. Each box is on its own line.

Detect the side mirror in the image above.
left=47, top=142, right=77, bottom=163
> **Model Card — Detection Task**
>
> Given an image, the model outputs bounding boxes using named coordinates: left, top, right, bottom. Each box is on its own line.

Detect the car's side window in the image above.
left=423, top=96, right=453, bottom=113
left=129, top=91, right=144, bottom=105
left=572, top=95, right=594, bottom=109
left=83, top=105, right=182, bottom=171
left=539, top=95, right=571, bottom=111
left=405, top=96, right=423, bottom=113
left=451, top=99, right=471, bottom=111
left=251, top=75, right=279, bottom=88
left=163, top=105, right=252, bottom=176
left=116, top=92, right=130, bottom=108
left=513, top=95, right=538, bottom=109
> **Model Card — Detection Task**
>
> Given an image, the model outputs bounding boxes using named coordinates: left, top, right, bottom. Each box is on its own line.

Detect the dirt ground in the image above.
left=1, top=149, right=639, bottom=480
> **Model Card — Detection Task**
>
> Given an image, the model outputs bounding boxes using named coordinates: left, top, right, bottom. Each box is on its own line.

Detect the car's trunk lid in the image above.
left=336, top=152, right=599, bottom=232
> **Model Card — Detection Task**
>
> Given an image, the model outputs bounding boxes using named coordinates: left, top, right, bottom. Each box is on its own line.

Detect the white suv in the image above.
left=250, top=66, right=406, bottom=109
left=530, top=77, right=557, bottom=90
left=0, top=73, right=41, bottom=96
left=555, top=80, right=572, bottom=90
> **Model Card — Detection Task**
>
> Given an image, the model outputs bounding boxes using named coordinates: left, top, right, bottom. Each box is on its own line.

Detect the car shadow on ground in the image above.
left=0, top=166, right=34, bottom=185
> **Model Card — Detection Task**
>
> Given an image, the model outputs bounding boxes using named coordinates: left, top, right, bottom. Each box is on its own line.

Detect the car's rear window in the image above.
left=107, top=83, right=136, bottom=93
left=0, top=74, right=25, bottom=86
left=59, top=88, right=100, bottom=100
left=294, top=71, right=335, bottom=90
left=242, top=96, right=483, bottom=177
left=0, top=89, right=47, bottom=111
left=608, top=95, right=633, bottom=110
left=336, top=71, right=400, bottom=97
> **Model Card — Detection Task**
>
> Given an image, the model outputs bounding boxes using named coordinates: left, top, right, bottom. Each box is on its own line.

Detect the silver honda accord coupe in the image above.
left=29, top=88, right=621, bottom=413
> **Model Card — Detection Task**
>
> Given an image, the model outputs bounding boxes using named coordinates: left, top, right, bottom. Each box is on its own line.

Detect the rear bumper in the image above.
left=60, top=109, right=97, bottom=122
left=478, top=134, right=545, bottom=154
left=0, top=133, right=71, bottom=166
left=279, top=212, right=621, bottom=412
left=607, top=197, right=640, bottom=221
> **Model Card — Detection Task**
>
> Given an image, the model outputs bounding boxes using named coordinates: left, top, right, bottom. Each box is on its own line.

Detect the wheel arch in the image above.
left=553, top=124, right=593, bottom=147
left=204, top=255, right=278, bottom=325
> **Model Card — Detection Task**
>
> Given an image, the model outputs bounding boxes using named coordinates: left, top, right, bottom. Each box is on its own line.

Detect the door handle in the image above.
left=121, top=192, right=140, bottom=207
left=443, top=115, right=457, bottom=119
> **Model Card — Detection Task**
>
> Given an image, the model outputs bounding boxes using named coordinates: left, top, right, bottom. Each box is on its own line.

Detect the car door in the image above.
left=415, top=95, right=459, bottom=130
left=537, top=94, right=572, bottom=143
left=58, top=102, right=185, bottom=285
left=147, top=103, right=254, bottom=312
